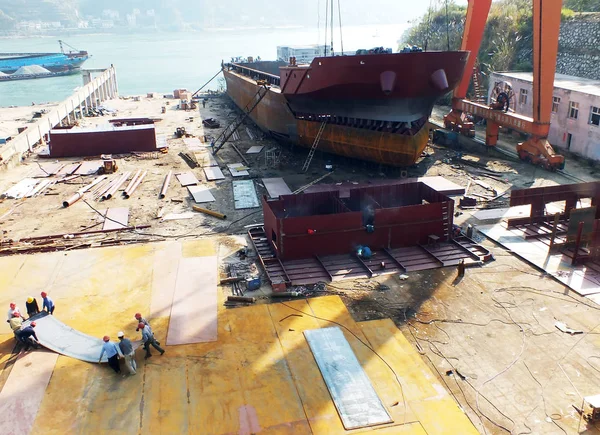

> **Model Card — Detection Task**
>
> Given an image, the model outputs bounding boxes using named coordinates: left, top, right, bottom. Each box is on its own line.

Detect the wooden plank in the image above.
left=228, top=163, right=249, bottom=177
left=233, top=180, right=259, bottom=209
left=187, top=185, right=215, bottom=203
left=167, top=255, right=218, bottom=345
left=176, top=171, right=199, bottom=186
left=0, top=350, right=58, bottom=435
left=102, top=207, right=129, bottom=230
left=262, top=177, right=292, bottom=198
left=304, top=327, right=393, bottom=430
left=203, top=166, right=225, bottom=181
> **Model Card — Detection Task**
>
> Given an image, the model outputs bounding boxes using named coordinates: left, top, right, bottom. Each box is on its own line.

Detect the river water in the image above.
left=0, top=24, right=408, bottom=107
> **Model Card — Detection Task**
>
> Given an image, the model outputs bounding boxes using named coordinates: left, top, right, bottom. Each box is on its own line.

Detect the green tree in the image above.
left=564, top=0, right=600, bottom=12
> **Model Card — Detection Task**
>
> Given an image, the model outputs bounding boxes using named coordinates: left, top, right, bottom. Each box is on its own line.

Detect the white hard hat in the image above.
left=117, top=331, right=124, bottom=338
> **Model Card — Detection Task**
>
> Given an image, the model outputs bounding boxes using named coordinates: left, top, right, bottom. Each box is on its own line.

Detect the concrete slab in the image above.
left=167, top=255, right=218, bottom=345
left=262, top=177, right=292, bottom=198
left=187, top=185, right=215, bottom=203
left=0, top=350, right=58, bottom=435
left=246, top=146, right=264, bottom=154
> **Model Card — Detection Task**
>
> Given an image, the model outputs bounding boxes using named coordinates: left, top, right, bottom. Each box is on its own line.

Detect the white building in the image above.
left=489, top=72, right=600, bottom=161
left=277, top=45, right=329, bottom=63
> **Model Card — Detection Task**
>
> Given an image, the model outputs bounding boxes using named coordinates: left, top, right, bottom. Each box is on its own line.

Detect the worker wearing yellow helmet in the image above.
left=25, top=296, right=40, bottom=319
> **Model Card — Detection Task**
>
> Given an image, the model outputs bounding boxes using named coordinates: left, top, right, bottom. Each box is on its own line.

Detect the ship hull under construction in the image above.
left=223, top=67, right=429, bottom=167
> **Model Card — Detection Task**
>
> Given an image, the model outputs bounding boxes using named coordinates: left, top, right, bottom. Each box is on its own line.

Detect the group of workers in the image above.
left=99, top=312, right=165, bottom=376
left=6, top=292, right=56, bottom=350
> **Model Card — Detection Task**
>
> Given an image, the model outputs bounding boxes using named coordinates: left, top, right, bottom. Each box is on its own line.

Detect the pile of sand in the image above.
left=12, top=65, right=51, bottom=76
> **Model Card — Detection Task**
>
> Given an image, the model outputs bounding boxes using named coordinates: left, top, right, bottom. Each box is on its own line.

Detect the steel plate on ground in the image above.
left=204, top=166, right=225, bottom=181
left=176, top=171, right=199, bottom=186
left=233, top=180, right=259, bottom=209
left=22, top=312, right=140, bottom=363
left=102, top=207, right=129, bottom=230
left=188, top=185, right=215, bottom=203
left=246, top=145, right=264, bottom=154
left=262, top=177, right=292, bottom=198
left=228, top=163, right=249, bottom=177
left=304, top=327, right=393, bottom=430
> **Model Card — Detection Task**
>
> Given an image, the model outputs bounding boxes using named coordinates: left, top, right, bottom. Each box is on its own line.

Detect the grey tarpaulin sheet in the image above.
left=304, top=327, right=393, bottom=430
left=23, top=312, right=141, bottom=364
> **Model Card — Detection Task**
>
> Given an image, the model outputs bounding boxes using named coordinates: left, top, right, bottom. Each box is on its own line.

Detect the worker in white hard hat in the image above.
left=117, top=331, right=136, bottom=375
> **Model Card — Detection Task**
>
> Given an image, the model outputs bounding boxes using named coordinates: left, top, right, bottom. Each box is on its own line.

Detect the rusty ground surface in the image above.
left=0, top=94, right=600, bottom=434
left=0, top=239, right=478, bottom=435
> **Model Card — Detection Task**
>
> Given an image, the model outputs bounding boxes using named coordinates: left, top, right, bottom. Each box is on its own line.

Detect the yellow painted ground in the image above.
left=0, top=241, right=478, bottom=434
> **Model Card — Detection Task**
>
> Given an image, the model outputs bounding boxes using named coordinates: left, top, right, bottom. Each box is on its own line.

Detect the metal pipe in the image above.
left=124, top=170, right=147, bottom=199
left=124, top=170, right=141, bottom=196
left=96, top=176, right=119, bottom=200
left=159, top=171, right=172, bottom=199
left=63, top=192, right=83, bottom=208
left=105, top=171, right=131, bottom=199
left=62, top=176, right=107, bottom=207
left=192, top=205, right=227, bottom=220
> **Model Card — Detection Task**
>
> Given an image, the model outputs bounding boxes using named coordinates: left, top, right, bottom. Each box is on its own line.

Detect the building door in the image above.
left=567, top=133, right=572, bottom=150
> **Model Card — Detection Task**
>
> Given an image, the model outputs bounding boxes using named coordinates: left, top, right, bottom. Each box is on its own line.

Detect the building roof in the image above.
left=494, top=72, right=600, bottom=97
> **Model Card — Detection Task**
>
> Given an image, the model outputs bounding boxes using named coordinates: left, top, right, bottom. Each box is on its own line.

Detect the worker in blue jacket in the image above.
left=41, top=292, right=55, bottom=315
left=98, top=336, right=123, bottom=374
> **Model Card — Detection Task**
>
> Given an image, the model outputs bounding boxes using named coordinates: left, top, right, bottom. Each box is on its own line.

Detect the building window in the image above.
left=552, top=96, right=560, bottom=113
left=569, top=101, right=579, bottom=119
left=590, top=106, right=600, bottom=126
left=519, top=89, right=528, bottom=105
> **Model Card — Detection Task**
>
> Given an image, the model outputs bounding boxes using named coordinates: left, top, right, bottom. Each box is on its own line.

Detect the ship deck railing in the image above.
left=227, top=63, right=280, bottom=87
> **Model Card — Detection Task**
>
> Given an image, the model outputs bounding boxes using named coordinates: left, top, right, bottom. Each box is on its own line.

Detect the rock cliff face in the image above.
left=557, top=14, right=600, bottom=80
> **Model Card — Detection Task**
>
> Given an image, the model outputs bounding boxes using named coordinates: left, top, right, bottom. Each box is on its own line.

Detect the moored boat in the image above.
left=222, top=48, right=468, bottom=167
left=0, top=41, right=89, bottom=74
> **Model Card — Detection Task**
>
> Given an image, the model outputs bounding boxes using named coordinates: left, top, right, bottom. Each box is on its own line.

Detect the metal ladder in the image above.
left=212, top=84, right=269, bottom=155
left=301, top=120, right=328, bottom=172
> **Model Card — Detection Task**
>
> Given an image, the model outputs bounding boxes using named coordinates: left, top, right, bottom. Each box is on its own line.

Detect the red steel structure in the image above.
left=444, top=0, right=565, bottom=170
left=506, top=181, right=600, bottom=264
left=49, top=124, right=157, bottom=157
left=262, top=181, right=453, bottom=261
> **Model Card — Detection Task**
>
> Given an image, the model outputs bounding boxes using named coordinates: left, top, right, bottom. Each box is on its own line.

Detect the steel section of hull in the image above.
left=224, top=69, right=429, bottom=166
left=280, top=51, right=469, bottom=99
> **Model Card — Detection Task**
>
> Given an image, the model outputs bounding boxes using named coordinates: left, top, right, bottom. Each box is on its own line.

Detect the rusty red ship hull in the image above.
left=222, top=51, right=468, bottom=167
